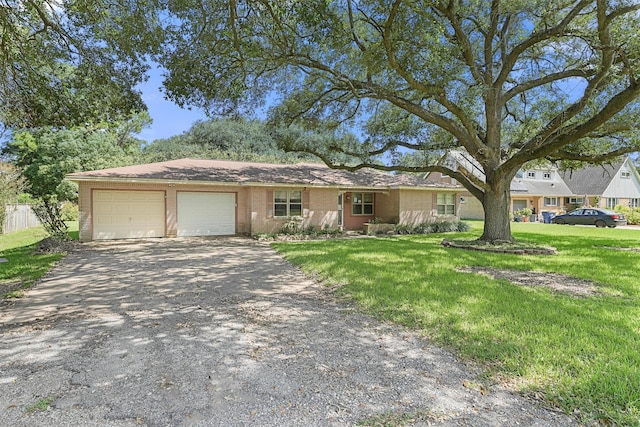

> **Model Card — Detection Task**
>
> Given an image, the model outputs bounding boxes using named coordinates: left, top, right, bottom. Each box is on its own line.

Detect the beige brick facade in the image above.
left=76, top=181, right=460, bottom=241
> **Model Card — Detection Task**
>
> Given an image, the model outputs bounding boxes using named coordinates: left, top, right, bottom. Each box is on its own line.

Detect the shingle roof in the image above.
left=560, top=160, right=624, bottom=195
left=513, top=178, right=574, bottom=196
left=66, top=158, right=457, bottom=189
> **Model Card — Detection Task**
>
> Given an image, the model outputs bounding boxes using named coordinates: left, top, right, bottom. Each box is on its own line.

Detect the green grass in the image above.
left=0, top=222, right=78, bottom=299
left=24, top=395, right=56, bottom=413
left=274, top=221, right=640, bottom=426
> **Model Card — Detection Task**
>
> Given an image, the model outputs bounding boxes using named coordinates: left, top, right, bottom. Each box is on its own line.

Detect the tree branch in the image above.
left=494, top=0, right=591, bottom=87
left=291, top=54, right=477, bottom=150
left=434, top=2, right=485, bottom=85
left=510, top=78, right=640, bottom=167
left=547, top=147, right=634, bottom=163
left=346, top=0, right=367, bottom=53
left=382, top=0, right=442, bottom=96
left=501, top=69, right=594, bottom=104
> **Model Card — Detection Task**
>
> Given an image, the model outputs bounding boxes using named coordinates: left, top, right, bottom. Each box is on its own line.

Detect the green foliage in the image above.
left=274, top=223, right=640, bottom=426
left=60, top=202, right=79, bottom=222
left=153, top=1, right=640, bottom=243
left=273, top=220, right=341, bottom=239
left=16, top=193, right=34, bottom=204
left=0, top=0, right=160, bottom=130
left=24, top=395, right=56, bottom=414
left=5, top=115, right=146, bottom=236
left=0, top=226, right=67, bottom=299
left=394, top=220, right=470, bottom=235
left=614, top=204, right=640, bottom=225
left=140, top=118, right=320, bottom=164
left=279, top=217, right=304, bottom=235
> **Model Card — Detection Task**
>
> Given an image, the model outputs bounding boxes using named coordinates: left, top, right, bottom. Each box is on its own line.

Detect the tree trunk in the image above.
left=479, top=176, right=514, bottom=242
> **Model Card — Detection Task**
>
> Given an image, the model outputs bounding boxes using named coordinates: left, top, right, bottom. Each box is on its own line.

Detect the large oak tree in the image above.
left=0, top=0, right=160, bottom=132
left=156, top=0, right=640, bottom=242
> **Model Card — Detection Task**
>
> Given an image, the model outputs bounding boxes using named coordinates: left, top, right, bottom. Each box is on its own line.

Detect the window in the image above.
left=621, top=170, right=631, bottom=179
left=630, top=199, right=640, bottom=208
left=437, top=193, right=456, bottom=215
left=527, top=171, right=536, bottom=178
left=274, top=190, right=302, bottom=217
left=569, top=197, right=584, bottom=204
left=544, top=197, right=558, bottom=206
left=606, top=198, right=619, bottom=209
left=543, top=172, right=552, bottom=179
left=352, top=193, right=374, bottom=215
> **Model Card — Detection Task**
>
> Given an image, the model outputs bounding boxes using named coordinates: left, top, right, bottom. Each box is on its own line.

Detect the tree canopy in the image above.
left=0, top=0, right=160, bottom=133
left=141, top=117, right=350, bottom=164
left=5, top=113, right=149, bottom=235
left=154, top=0, right=640, bottom=242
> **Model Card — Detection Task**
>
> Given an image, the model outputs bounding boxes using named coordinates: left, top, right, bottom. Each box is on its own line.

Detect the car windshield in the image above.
left=568, top=209, right=584, bottom=215
left=600, top=209, right=617, bottom=215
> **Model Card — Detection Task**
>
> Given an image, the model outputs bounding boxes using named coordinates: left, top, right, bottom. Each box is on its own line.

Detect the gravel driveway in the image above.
left=0, top=238, right=576, bottom=427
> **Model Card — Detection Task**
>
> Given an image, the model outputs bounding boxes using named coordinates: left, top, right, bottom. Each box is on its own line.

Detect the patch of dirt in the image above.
left=32, top=236, right=80, bottom=255
left=457, top=266, right=602, bottom=297
left=0, top=281, right=25, bottom=297
left=595, top=245, right=640, bottom=253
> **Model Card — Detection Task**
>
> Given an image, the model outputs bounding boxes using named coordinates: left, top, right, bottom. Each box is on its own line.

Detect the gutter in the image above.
left=66, top=176, right=461, bottom=192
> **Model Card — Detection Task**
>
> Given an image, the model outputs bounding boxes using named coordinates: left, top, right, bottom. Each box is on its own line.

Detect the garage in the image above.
left=93, top=190, right=166, bottom=240
left=177, top=192, right=236, bottom=237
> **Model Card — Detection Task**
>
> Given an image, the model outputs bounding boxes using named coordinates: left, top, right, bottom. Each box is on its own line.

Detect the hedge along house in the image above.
left=66, top=158, right=461, bottom=242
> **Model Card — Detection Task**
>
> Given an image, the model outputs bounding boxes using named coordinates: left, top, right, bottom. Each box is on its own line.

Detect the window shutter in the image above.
left=303, top=190, right=310, bottom=218
left=266, top=189, right=274, bottom=218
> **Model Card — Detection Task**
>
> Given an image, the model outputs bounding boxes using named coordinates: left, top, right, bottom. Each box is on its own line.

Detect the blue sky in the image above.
left=136, top=66, right=208, bottom=144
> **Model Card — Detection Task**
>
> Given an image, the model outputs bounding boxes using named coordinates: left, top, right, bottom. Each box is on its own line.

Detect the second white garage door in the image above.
left=177, top=192, right=236, bottom=237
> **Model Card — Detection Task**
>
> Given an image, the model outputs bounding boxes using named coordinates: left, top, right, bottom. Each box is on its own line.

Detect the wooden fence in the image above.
left=2, top=204, right=41, bottom=234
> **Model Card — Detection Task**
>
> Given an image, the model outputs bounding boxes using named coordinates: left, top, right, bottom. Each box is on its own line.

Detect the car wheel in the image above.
left=555, top=218, right=565, bottom=225
left=595, top=220, right=606, bottom=228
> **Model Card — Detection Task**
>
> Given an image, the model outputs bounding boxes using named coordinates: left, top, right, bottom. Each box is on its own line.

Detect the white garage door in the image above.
left=177, top=192, right=236, bottom=237
left=93, top=190, right=165, bottom=240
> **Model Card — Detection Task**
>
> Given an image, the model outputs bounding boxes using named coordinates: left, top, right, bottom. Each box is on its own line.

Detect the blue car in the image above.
left=552, top=208, right=627, bottom=228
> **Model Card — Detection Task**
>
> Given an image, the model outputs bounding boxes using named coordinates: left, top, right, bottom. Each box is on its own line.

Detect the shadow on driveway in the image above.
left=0, top=237, right=576, bottom=426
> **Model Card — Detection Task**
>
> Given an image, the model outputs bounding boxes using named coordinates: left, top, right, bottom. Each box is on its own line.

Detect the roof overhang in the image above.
left=66, top=175, right=459, bottom=192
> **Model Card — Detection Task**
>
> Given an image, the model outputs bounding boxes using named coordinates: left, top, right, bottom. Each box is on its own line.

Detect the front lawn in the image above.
left=273, top=222, right=640, bottom=426
left=0, top=222, right=78, bottom=298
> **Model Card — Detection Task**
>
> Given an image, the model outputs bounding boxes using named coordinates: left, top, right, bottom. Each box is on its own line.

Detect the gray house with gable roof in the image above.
left=560, top=157, right=640, bottom=210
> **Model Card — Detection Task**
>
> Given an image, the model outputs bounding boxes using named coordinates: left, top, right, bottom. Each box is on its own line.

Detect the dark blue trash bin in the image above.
left=542, top=211, right=554, bottom=224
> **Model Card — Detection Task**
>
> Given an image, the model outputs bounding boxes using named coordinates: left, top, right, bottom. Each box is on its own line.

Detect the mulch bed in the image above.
left=441, top=239, right=557, bottom=255
left=457, top=266, right=602, bottom=297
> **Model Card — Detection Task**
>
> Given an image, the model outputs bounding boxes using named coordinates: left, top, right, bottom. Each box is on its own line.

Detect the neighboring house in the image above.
left=510, top=168, right=574, bottom=219
left=428, top=150, right=639, bottom=220
left=560, top=157, right=640, bottom=210
left=66, top=158, right=461, bottom=242
left=429, top=151, right=573, bottom=220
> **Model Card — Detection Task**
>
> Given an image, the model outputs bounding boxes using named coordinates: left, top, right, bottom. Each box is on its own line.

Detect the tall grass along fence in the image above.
left=2, top=204, right=41, bottom=234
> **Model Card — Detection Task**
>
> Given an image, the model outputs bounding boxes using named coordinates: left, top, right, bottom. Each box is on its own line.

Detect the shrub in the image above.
left=394, top=220, right=470, bottom=235
left=279, top=217, right=303, bottom=234
left=614, top=205, right=640, bottom=225
left=60, top=201, right=79, bottom=221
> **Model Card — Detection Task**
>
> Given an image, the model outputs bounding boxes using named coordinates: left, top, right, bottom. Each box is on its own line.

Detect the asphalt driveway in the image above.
left=0, top=238, right=576, bottom=426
